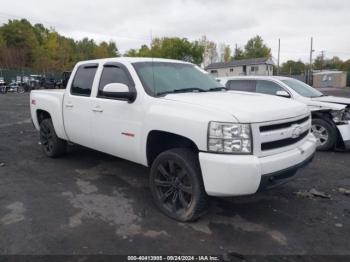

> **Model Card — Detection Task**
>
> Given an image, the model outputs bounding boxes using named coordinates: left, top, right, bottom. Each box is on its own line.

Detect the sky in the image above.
left=0, top=0, right=349, bottom=63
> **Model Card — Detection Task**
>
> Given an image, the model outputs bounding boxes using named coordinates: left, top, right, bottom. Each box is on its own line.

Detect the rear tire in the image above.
left=149, top=148, right=208, bottom=222
left=40, top=118, right=67, bottom=157
left=311, top=118, right=336, bottom=151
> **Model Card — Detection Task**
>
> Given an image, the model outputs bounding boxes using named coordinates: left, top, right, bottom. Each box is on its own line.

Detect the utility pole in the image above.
left=234, top=43, right=238, bottom=60
left=309, top=37, right=314, bottom=85
left=277, top=38, right=281, bottom=75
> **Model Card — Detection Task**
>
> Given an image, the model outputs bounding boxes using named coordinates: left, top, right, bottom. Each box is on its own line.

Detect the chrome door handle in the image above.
left=92, top=106, right=103, bottom=112
left=65, top=103, right=74, bottom=108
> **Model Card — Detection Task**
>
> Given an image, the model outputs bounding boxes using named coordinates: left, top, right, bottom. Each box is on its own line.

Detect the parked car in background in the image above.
left=41, top=78, right=56, bottom=89
left=29, top=75, right=43, bottom=89
left=30, top=57, right=316, bottom=221
left=61, top=71, right=72, bottom=88
left=217, top=76, right=350, bottom=151
left=7, top=82, right=25, bottom=94
left=0, top=77, right=6, bottom=94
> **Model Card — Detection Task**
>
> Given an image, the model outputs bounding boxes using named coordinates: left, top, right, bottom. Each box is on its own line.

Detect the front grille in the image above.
left=261, top=130, right=309, bottom=151
left=260, top=116, right=310, bottom=132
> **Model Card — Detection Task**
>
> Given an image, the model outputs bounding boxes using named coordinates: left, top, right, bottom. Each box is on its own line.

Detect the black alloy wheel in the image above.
left=150, top=148, right=207, bottom=221
left=40, top=118, right=67, bottom=157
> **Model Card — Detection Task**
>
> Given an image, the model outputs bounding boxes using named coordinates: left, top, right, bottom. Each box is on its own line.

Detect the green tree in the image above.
left=139, top=44, right=152, bottom=57
left=223, top=45, right=232, bottom=62
left=124, top=48, right=138, bottom=57
left=0, top=19, right=39, bottom=67
left=341, top=59, right=350, bottom=72
left=76, top=38, right=97, bottom=60
left=94, top=41, right=111, bottom=58
left=33, top=23, right=49, bottom=45
left=0, top=18, right=120, bottom=72
left=107, top=41, right=120, bottom=57
left=243, top=35, right=271, bottom=59
left=191, top=40, right=205, bottom=65
left=233, top=46, right=244, bottom=60
left=281, top=60, right=306, bottom=75
left=0, top=34, right=5, bottom=48
left=124, top=37, right=204, bottom=65
left=313, top=55, right=324, bottom=70
left=324, top=56, right=343, bottom=70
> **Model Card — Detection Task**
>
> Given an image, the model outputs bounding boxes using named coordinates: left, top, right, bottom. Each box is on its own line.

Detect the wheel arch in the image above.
left=146, top=130, right=200, bottom=166
left=312, top=110, right=333, bottom=122
left=36, top=109, right=52, bottom=125
left=311, top=111, right=344, bottom=150
left=35, top=108, right=68, bottom=140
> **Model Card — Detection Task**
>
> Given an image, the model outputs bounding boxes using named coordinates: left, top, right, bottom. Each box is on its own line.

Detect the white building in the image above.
left=205, top=57, right=274, bottom=77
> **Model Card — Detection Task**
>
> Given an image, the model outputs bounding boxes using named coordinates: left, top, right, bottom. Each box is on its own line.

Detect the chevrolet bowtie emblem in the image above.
left=291, top=124, right=302, bottom=139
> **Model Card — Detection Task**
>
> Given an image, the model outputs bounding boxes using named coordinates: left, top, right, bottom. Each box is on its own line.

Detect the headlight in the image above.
left=331, top=109, right=350, bottom=123
left=208, top=122, right=252, bottom=154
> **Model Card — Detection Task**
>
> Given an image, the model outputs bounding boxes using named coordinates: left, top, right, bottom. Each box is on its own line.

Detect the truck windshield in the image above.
left=132, top=62, right=224, bottom=96
left=281, top=79, right=323, bottom=98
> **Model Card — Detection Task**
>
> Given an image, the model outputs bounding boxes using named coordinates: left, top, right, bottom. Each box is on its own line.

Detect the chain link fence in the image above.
left=0, top=68, right=62, bottom=83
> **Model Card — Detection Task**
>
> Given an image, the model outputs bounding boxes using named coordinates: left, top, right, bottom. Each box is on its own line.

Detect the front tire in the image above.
left=40, top=118, right=67, bottom=157
left=149, top=148, right=208, bottom=222
left=311, top=118, right=336, bottom=151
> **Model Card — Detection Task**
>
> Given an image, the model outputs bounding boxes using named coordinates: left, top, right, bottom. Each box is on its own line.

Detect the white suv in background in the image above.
left=218, top=76, right=350, bottom=151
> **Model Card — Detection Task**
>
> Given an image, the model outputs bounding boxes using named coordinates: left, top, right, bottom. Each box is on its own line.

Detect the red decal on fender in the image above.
left=121, top=132, right=135, bottom=137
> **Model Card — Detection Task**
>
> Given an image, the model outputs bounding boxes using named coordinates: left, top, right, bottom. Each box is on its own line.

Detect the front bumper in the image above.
left=199, top=134, right=317, bottom=196
left=336, top=122, right=350, bottom=150
left=257, top=152, right=314, bottom=191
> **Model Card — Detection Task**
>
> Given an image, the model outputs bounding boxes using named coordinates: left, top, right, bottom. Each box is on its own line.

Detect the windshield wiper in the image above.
left=208, top=87, right=227, bottom=92
left=310, top=94, right=327, bottom=98
left=156, top=87, right=206, bottom=96
left=174, top=87, right=206, bottom=93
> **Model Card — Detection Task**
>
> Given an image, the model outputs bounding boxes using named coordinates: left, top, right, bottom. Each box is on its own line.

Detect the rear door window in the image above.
left=226, top=80, right=256, bottom=92
left=71, top=64, right=98, bottom=96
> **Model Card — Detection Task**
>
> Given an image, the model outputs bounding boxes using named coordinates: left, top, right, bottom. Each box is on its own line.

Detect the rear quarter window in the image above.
left=226, top=80, right=256, bottom=92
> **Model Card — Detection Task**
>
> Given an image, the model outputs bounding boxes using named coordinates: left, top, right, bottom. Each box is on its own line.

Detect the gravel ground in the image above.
left=0, top=89, right=349, bottom=258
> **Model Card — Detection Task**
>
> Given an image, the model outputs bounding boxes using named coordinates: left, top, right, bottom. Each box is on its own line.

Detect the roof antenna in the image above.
left=150, top=29, right=156, bottom=96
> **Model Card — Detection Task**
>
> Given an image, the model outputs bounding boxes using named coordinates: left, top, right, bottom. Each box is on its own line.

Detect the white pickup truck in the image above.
left=217, top=76, right=350, bottom=151
left=30, top=58, right=316, bottom=221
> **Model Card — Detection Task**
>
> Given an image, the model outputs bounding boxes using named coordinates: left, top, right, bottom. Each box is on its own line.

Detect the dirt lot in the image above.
left=0, top=89, right=350, bottom=257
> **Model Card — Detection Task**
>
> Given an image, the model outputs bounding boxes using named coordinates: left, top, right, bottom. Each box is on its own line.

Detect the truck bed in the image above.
left=30, top=89, right=68, bottom=140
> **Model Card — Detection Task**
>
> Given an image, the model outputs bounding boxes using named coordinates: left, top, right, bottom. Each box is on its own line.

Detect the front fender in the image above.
left=139, top=99, right=234, bottom=165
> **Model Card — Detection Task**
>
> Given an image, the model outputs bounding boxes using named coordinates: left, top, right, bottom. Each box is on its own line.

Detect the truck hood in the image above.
left=162, top=91, right=308, bottom=123
left=299, top=96, right=348, bottom=111
left=311, top=96, right=350, bottom=106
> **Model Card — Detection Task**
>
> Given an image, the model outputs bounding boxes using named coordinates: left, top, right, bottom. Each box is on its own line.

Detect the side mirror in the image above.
left=103, top=83, right=136, bottom=102
left=276, top=90, right=290, bottom=98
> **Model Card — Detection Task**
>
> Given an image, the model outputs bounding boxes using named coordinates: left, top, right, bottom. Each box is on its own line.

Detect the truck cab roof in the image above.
left=75, top=57, right=192, bottom=66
